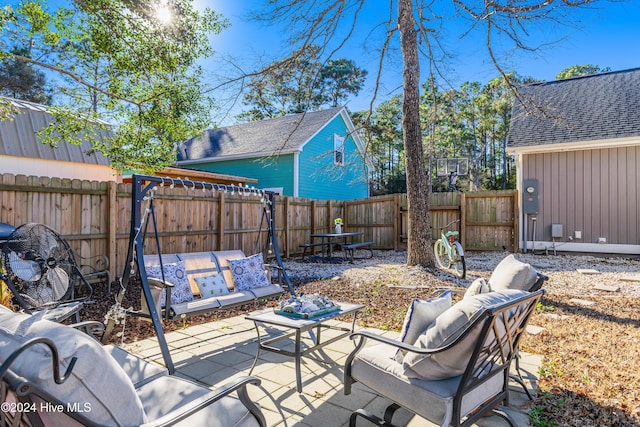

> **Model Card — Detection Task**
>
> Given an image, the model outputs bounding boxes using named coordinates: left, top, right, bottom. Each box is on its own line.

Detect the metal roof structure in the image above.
left=0, top=97, right=110, bottom=166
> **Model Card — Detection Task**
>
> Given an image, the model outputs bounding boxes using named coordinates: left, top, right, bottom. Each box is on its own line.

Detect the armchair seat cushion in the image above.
left=104, top=344, right=168, bottom=387
left=351, top=343, right=503, bottom=424
left=137, top=375, right=260, bottom=427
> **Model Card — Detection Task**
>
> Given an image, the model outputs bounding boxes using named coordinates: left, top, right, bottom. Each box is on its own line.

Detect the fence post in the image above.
left=217, top=191, right=225, bottom=251
left=460, top=192, right=466, bottom=247
left=284, top=196, right=290, bottom=258
left=394, top=194, right=401, bottom=250
left=513, top=190, right=519, bottom=252
left=342, top=200, right=348, bottom=231
left=107, top=181, right=117, bottom=280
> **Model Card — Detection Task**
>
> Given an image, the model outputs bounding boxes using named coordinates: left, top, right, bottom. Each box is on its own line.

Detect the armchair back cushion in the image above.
left=395, top=291, right=452, bottom=361
left=488, top=254, right=538, bottom=291
left=464, top=278, right=491, bottom=298
left=402, top=289, right=529, bottom=380
left=0, top=307, right=146, bottom=426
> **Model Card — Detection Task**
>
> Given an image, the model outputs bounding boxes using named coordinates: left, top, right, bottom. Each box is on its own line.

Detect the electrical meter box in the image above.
left=523, top=179, right=539, bottom=214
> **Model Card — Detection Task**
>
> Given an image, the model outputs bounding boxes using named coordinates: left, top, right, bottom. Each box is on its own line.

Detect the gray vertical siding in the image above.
left=523, top=146, right=640, bottom=245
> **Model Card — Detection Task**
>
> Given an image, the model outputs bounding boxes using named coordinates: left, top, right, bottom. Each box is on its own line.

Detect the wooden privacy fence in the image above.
left=0, top=173, right=517, bottom=282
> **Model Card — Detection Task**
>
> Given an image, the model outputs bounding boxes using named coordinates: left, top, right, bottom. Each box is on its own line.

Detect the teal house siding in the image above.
left=177, top=107, right=371, bottom=200
left=191, top=155, right=295, bottom=196
left=297, top=114, right=369, bottom=200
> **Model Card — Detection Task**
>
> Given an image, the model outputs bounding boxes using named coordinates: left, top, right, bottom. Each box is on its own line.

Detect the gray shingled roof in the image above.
left=0, top=97, right=110, bottom=165
left=178, top=107, right=344, bottom=161
left=508, top=68, right=640, bottom=148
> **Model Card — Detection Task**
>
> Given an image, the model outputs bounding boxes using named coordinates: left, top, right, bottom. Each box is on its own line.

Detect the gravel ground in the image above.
left=285, top=249, right=640, bottom=296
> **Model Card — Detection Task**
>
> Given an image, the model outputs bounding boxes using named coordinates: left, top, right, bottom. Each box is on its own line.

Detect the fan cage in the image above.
left=1, top=223, right=91, bottom=310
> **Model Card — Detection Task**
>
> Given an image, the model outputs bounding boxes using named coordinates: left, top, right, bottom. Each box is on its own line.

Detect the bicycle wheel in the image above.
left=434, top=240, right=451, bottom=269
left=451, top=242, right=466, bottom=279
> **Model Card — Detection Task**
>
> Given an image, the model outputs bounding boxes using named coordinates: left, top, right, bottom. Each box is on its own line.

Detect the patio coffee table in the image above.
left=245, top=302, right=364, bottom=393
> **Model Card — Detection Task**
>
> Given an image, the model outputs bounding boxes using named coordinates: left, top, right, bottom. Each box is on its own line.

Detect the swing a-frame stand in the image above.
left=103, top=174, right=294, bottom=373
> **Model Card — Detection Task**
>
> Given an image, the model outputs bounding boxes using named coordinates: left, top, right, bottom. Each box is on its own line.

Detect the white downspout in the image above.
left=514, top=151, right=524, bottom=252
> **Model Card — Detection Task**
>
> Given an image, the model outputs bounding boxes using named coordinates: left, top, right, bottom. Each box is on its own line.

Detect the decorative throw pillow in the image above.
left=228, top=253, right=271, bottom=291
left=488, top=254, right=538, bottom=291
left=0, top=307, right=147, bottom=426
left=395, top=290, right=452, bottom=361
left=464, top=278, right=491, bottom=298
left=402, top=289, right=529, bottom=380
left=195, top=274, right=229, bottom=299
left=146, top=261, right=194, bottom=306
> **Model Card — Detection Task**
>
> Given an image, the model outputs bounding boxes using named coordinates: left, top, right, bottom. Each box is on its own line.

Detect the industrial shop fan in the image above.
left=1, top=223, right=90, bottom=311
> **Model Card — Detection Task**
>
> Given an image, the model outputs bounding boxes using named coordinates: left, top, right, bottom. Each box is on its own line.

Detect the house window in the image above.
left=334, top=134, right=345, bottom=165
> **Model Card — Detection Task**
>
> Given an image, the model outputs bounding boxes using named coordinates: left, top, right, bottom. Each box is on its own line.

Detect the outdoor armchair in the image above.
left=0, top=306, right=266, bottom=427
left=448, top=253, right=549, bottom=399
left=344, top=289, right=544, bottom=427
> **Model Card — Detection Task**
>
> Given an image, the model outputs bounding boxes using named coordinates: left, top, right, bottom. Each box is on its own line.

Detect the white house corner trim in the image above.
left=293, top=152, right=299, bottom=197
left=515, top=152, right=525, bottom=250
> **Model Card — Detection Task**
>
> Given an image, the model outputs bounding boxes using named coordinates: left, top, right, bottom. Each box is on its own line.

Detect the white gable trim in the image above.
left=294, top=107, right=373, bottom=170
left=296, top=109, right=343, bottom=152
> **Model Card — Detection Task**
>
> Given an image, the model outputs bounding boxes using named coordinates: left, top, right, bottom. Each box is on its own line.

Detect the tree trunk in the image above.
left=398, top=0, right=434, bottom=266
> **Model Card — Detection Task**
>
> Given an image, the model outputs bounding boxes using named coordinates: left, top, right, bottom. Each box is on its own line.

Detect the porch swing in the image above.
left=102, top=174, right=295, bottom=373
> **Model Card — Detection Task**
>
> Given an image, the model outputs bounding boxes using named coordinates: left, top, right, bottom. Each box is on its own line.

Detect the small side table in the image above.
left=245, top=302, right=364, bottom=393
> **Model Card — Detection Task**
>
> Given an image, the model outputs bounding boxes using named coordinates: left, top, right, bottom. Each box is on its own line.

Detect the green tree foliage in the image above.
left=0, top=0, right=227, bottom=172
left=359, top=73, right=538, bottom=195
left=320, top=58, right=367, bottom=108
left=360, top=62, right=613, bottom=196
left=422, top=74, right=523, bottom=192
left=352, top=96, right=405, bottom=195
left=555, top=64, right=611, bottom=80
left=0, top=47, right=51, bottom=104
left=239, top=45, right=367, bottom=121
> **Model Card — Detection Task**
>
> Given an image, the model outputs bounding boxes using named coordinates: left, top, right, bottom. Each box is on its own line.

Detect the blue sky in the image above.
left=200, top=0, right=640, bottom=123
left=8, top=0, right=640, bottom=124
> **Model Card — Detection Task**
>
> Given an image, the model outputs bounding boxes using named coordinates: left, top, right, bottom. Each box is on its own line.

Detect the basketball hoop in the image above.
left=436, top=158, right=469, bottom=177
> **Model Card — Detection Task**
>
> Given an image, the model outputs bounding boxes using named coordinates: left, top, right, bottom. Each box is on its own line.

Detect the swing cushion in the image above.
left=146, top=261, right=194, bottom=306
left=195, top=274, right=230, bottom=299
left=228, top=254, right=271, bottom=291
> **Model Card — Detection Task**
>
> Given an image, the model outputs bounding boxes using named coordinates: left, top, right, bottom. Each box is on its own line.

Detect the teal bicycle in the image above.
left=434, top=219, right=466, bottom=279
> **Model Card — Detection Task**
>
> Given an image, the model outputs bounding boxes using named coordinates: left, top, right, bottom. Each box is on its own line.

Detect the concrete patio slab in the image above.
left=121, top=313, right=541, bottom=427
